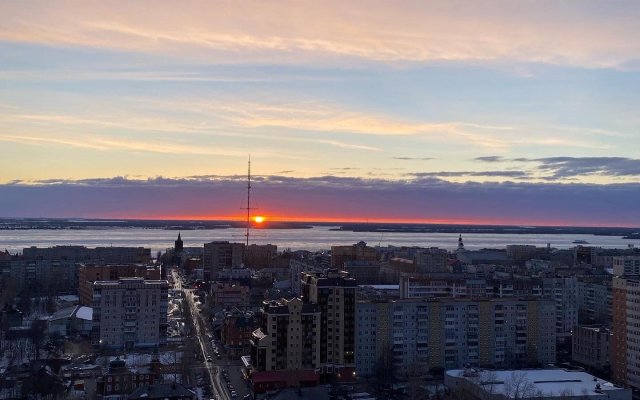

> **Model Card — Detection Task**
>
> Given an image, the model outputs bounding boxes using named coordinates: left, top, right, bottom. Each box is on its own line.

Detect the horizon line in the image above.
left=2, top=215, right=639, bottom=230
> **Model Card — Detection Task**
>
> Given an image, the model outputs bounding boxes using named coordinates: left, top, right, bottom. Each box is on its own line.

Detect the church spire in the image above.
left=175, top=232, right=184, bottom=253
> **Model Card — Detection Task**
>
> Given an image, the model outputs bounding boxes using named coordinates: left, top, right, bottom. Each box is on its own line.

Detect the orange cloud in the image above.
left=1, top=1, right=638, bottom=69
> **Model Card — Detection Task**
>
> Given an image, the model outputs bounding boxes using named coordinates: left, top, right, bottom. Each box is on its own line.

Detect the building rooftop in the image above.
left=446, top=368, right=628, bottom=399
left=128, top=383, right=195, bottom=399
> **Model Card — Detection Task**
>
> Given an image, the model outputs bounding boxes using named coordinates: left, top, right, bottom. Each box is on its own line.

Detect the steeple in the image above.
left=175, top=232, right=184, bottom=253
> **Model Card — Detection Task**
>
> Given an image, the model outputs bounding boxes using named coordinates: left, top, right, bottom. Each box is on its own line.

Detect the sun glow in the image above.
left=254, top=215, right=265, bottom=224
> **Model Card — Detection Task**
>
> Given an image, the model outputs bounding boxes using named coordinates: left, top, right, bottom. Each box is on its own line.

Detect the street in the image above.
left=172, top=269, right=250, bottom=400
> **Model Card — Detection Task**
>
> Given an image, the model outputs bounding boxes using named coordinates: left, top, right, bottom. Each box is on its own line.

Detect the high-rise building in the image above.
left=250, top=298, right=321, bottom=372
left=343, top=260, right=381, bottom=285
left=611, top=276, right=640, bottom=389
left=415, top=247, right=449, bottom=273
left=203, top=241, right=245, bottom=280
left=506, top=245, right=539, bottom=262
left=301, top=269, right=357, bottom=378
left=576, top=276, right=612, bottom=324
left=22, top=245, right=151, bottom=264
left=8, top=259, right=77, bottom=293
left=245, top=244, right=277, bottom=269
left=612, top=276, right=629, bottom=385
left=613, top=256, right=640, bottom=275
left=78, top=264, right=161, bottom=305
left=331, top=241, right=377, bottom=268
left=542, top=276, right=578, bottom=344
left=91, top=278, right=168, bottom=350
left=356, top=298, right=556, bottom=378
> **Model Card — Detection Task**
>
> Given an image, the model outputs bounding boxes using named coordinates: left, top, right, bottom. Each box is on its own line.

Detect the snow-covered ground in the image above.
left=96, top=351, right=183, bottom=368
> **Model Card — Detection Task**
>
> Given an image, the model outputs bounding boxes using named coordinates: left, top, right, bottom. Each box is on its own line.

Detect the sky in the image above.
left=1, top=1, right=640, bottom=226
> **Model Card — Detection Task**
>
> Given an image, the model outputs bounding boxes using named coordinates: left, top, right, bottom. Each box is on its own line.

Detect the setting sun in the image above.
left=254, top=215, right=265, bottom=224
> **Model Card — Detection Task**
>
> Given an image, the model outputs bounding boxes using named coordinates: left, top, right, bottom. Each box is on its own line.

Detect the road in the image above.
left=172, top=269, right=249, bottom=400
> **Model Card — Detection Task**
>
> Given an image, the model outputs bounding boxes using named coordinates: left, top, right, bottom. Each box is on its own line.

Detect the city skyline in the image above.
left=2, top=1, right=640, bottom=225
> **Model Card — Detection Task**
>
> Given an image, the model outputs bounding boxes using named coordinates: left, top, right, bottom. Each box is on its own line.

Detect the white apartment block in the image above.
left=543, top=277, right=578, bottom=343
left=91, top=278, right=169, bottom=350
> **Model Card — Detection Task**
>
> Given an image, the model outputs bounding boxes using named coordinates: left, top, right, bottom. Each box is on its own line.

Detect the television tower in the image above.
left=241, top=155, right=256, bottom=247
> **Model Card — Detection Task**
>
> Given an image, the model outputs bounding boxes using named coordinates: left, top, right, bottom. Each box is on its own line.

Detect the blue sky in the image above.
left=1, top=1, right=639, bottom=224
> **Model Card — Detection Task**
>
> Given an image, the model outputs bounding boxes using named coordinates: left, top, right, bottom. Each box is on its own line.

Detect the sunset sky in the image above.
left=2, top=1, right=640, bottom=225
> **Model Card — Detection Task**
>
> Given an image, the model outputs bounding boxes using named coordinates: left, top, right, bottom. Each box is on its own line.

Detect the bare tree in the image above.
left=503, top=371, right=538, bottom=400
left=29, top=319, right=48, bottom=361
left=406, top=360, right=429, bottom=400
left=373, top=343, right=394, bottom=394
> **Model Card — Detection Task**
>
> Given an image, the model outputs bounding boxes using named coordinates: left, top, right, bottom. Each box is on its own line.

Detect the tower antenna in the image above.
left=246, top=155, right=251, bottom=246
left=240, top=155, right=257, bottom=248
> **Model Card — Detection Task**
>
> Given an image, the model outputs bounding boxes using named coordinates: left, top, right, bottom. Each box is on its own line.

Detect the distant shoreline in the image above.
left=0, top=217, right=638, bottom=237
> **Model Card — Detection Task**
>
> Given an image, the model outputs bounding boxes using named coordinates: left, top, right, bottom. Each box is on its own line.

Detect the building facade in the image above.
left=250, top=298, right=321, bottom=372
left=211, top=282, right=250, bottom=309
left=612, top=276, right=628, bottom=385
left=577, top=277, right=612, bottom=324
left=613, top=256, right=640, bottom=276
left=301, top=270, right=357, bottom=378
left=203, top=241, right=244, bottom=281
left=78, top=264, right=161, bottom=305
left=91, top=278, right=168, bottom=350
left=572, top=325, right=611, bottom=371
left=415, top=248, right=449, bottom=273
left=22, top=245, right=151, bottom=264
left=331, top=241, right=377, bottom=268
left=356, top=298, right=556, bottom=378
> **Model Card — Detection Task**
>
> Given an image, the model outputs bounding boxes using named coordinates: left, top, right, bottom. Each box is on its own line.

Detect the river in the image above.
left=0, top=226, right=636, bottom=254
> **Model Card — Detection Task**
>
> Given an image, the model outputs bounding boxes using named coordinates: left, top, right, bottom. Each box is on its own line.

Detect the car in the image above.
left=217, top=354, right=222, bottom=360
left=206, top=357, right=213, bottom=362
left=230, top=391, right=237, bottom=398
left=244, top=395, right=252, bottom=400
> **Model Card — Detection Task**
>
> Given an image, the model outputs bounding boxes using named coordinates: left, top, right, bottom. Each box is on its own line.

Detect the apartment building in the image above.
left=612, top=276, right=640, bottom=389
left=399, top=274, right=483, bottom=299
left=301, top=269, right=357, bottom=378
left=250, top=298, right=321, bottom=371
left=613, top=256, right=640, bottom=275
left=415, top=247, right=449, bottom=273
left=78, top=264, right=161, bottom=305
left=202, top=241, right=244, bottom=280
left=289, top=259, right=323, bottom=296
left=331, top=241, right=377, bottom=268
left=356, top=298, right=556, bottom=378
left=8, top=259, right=77, bottom=293
left=343, top=260, right=381, bottom=285
left=245, top=244, right=278, bottom=269
left=91, top=278, right=169, bottom=350
left=506, top=244, right=539, bottom=262
left=612, top=276, right=628, bottom=385
left=211, top=282, right=250, bottom=308
left=543, top=276, right=578, bottom=343
left=576, top=276, right=612, bottom=324
left=22, top=245, right=151, bottom=264
left=572, top=325, right=611, bottom=370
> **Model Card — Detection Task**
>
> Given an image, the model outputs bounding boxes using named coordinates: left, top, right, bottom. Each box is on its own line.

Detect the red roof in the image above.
left=251, top=370, right=319, bottom=385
